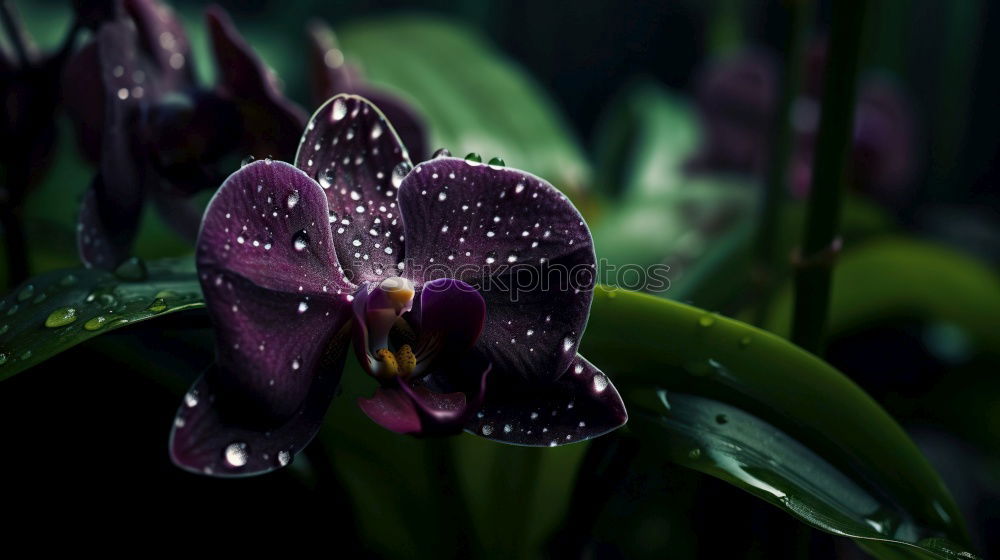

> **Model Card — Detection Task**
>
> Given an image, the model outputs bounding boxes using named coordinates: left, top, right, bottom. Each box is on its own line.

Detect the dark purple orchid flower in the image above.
left=170, top=94, right=626, bottom=476
left=67, top=0, right=306, bottom=269
left=308, top=20, right=428, bottom=161
left=687, top=43, right=914, bottom=203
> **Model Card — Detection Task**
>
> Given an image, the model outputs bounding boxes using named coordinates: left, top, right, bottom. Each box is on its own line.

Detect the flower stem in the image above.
left=751, top=0, right=810, bottom=325
left=790, top=0, right=869, bottom=353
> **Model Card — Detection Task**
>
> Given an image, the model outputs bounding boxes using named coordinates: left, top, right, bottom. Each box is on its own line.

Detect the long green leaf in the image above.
left=0, top=258, right=204, bottom=380
left=583, top=286, right=977, bottom=558
left=339, top=16, right=590, bottom=196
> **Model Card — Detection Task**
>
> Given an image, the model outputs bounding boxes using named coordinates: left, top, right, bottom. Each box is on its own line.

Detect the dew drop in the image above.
left=488, top=156, right=505, bottom=167
left=17, top=285, right=34, bottom=302
left=293, top=231, right=309, bottom=252
left=715, top=414, right=728, bottom=425
left=84, top=315, right=109, bottom=331
left=319, top=169, right=333, bottom=189
left=464, top=152, right=482, bottom=163
left=184, top=391, right=199, bottom=407
left=298, top=301, right=309, bottom=313
left=331, top=98, right=347, bottom=120
left=241, top=155, right=255, bottom=167
left=45, top=307, right=77, bottom=328
left=391, top=161, right=412, bottom=188
left=287, top=190, right=300, bottom=209
left=225, top=442, right=249, bottom=467
left=698, top=314, right=716, bottom=328
left=481, top=424, right=494, bottom=436
left=437, top=192, right=447, bottom=202
left=277, top=450, right=291, bottom=466
left=147, top=298, right=168, bottom=313
left=592, top=374, right=608, bottom=393
left=432, top=148, right=451, bottom=158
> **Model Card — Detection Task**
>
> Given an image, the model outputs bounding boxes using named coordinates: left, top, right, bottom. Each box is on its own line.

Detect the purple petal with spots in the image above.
left=205, top=6, right=306, bottom=162
left=397, top=157, right=596, bottom=382
left=171, top=160, right=355, bottom=476
left=125, top=0, right=195, bottom=91
left=466, top=355, right=627, bottom=446
left=295, top=94, right=412, bottom=284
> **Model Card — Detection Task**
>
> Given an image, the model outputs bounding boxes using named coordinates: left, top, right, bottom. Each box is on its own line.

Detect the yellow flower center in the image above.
left=375, top=344, right=416, bottom=377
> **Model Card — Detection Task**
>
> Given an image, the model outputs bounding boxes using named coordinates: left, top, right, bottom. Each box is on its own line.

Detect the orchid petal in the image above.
left=295, top=94, right=412, bottom=283
left=171, top=160, right=354, bottom=476
left=466, top=355, right=627, bottom=446
left=397, top=157, right=595, bottom=382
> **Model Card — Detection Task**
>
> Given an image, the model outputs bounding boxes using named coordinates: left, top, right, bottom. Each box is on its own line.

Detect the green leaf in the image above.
left=0, top=258, right=204, bottom=380
left=763, top=237, right=1000, bottom=353
left=338, top=16, right=590, bottom=196
left=582, top=286, right=977, bottom=558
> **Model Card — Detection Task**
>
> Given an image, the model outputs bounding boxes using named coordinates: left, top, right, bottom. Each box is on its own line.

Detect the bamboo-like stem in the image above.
left=751, top=0, right=811, bottom=325
left=790, top=0, right=869, bottom=353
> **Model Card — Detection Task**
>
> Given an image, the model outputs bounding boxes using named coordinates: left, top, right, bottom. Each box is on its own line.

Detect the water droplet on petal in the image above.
left=331, top=98, right=347, bottom=120
left=225, top=442, right=249, bottom=467
left=287, top=190, right=300, bottom=209
left=241, top=155, right=255, bottom=167
left=464, top=152, right=482, bottom=163
left=488, top=156, right=505, bottom=167
left=698, top=314, right=715, bottom=328
left=277, top=450, right=291, bottom=466
left=481, top=424, right=494, bottom=436
left=293, top=231, right=309, bottom=252
left=432, top=148, right=451, bottom=158
left=392, top=161, right=413, bottom=188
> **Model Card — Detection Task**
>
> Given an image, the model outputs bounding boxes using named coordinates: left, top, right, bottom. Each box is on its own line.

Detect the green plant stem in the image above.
left=790, top=0, right=869, bottom=353
left=425, top=438, right=477, bottom=558
left=751, top=0, right=810, bottom=325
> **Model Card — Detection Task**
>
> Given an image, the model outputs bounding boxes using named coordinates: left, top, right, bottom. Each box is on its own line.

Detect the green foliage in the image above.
left=0, top=258, right=204, bottom=381
left=583, top=286, right=976, bottom=558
